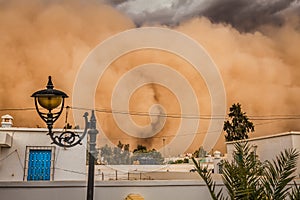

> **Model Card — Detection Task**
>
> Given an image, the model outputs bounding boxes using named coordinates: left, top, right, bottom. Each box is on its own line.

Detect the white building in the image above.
left=0, top=115, right=218, bottom=200
left=226, top=131, right=300, bottom=176
left=1, top=114, right=299, bottom=200
left=0, top=126, right=86, bottom=181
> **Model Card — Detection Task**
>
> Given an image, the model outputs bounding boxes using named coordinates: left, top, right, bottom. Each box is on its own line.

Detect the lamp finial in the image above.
left=47, top=76, right=54, bottom=90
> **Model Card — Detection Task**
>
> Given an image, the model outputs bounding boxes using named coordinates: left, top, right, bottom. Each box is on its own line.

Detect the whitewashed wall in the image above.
left=226, top=131, right=300, bottom=176
left=0, top=180, right=224, bottom=200
left=0, top=127, right=87, bottom=181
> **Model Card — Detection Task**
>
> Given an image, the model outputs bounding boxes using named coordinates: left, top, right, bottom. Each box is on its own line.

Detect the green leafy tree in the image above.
left=192, top=142, right=300, bottom=200
left=132, top=145, right=164, bottom=165
left=100, top=141, right=130, bottom=165
left=193, top=146, right=207, bottom=158
left=98, top=144, right=113, bottom=164
left=133, top=144, right=147, bottom=153
left=224, top=103, right=254, bottom=142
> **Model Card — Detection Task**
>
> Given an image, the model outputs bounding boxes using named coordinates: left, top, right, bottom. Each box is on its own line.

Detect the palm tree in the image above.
left=192, top=142, right=300, bottom=200
left=289, top=182, right=300, bottom=200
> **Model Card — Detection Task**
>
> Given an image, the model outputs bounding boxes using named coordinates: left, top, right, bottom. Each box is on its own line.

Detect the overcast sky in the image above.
left=109, top=0, right=300, bottom=32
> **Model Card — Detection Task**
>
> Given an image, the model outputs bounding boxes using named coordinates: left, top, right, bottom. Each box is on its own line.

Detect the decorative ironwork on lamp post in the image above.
left=31, top=76, right=98, bottom=200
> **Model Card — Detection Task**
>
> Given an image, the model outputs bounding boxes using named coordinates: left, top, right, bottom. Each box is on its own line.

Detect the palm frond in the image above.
left=222, top=142, right=264, bottom=199
left=262, top=148, right=299, bottom=199
left=192, top=157, right=226, bottom=200
left=289, top=181, right=300, bottom=200
left=193, top=141, right=299, bottom=200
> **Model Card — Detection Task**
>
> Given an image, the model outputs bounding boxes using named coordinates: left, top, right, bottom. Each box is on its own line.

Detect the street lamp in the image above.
left=31, top=76, right=98, bottom=200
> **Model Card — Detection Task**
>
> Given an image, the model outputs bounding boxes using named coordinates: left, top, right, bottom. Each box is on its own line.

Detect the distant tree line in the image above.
left=98, top=142, right=164, bottom=165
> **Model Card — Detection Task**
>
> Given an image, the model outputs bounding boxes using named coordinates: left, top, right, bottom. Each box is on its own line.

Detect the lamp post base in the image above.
left=87, top=152, right=95, bottom=200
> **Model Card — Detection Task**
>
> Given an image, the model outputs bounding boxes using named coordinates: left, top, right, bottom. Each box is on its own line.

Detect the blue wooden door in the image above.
left=27, top=150, right=52, bottom=181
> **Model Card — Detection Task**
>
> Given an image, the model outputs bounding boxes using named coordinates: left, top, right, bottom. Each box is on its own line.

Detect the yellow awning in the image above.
left=125, top=194, right=144, bottom=200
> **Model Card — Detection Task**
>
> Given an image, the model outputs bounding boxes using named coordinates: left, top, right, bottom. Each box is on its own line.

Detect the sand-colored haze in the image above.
left=0, top=0, right=300, bottom=153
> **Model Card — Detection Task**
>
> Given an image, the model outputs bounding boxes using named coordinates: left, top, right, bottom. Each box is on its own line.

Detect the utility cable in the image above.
left=1, top=106, right=300, bottom=121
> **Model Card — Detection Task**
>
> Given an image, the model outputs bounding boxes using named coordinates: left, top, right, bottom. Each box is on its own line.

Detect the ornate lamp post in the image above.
left=31, top=76, right=98, bottom=200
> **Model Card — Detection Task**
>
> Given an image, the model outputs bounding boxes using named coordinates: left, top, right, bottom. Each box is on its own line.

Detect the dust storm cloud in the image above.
left=0, top=0, right=300, bottom=152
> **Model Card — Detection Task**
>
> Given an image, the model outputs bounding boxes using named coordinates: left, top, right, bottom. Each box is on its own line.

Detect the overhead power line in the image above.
left=0, top=107, right=36, bottom=111
left=0, top=106, right=300, bottom=121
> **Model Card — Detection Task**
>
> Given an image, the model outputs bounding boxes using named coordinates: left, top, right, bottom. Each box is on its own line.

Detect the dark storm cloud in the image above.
left=109, top=0, right=300, bottom=32
left=202, top=0, right=297, bottom=32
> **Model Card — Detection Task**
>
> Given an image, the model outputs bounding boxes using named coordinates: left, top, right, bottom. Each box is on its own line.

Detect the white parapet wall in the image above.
left=0, top=179, right=225, bottom=200
left=226, top=131, right=300, bottom=176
